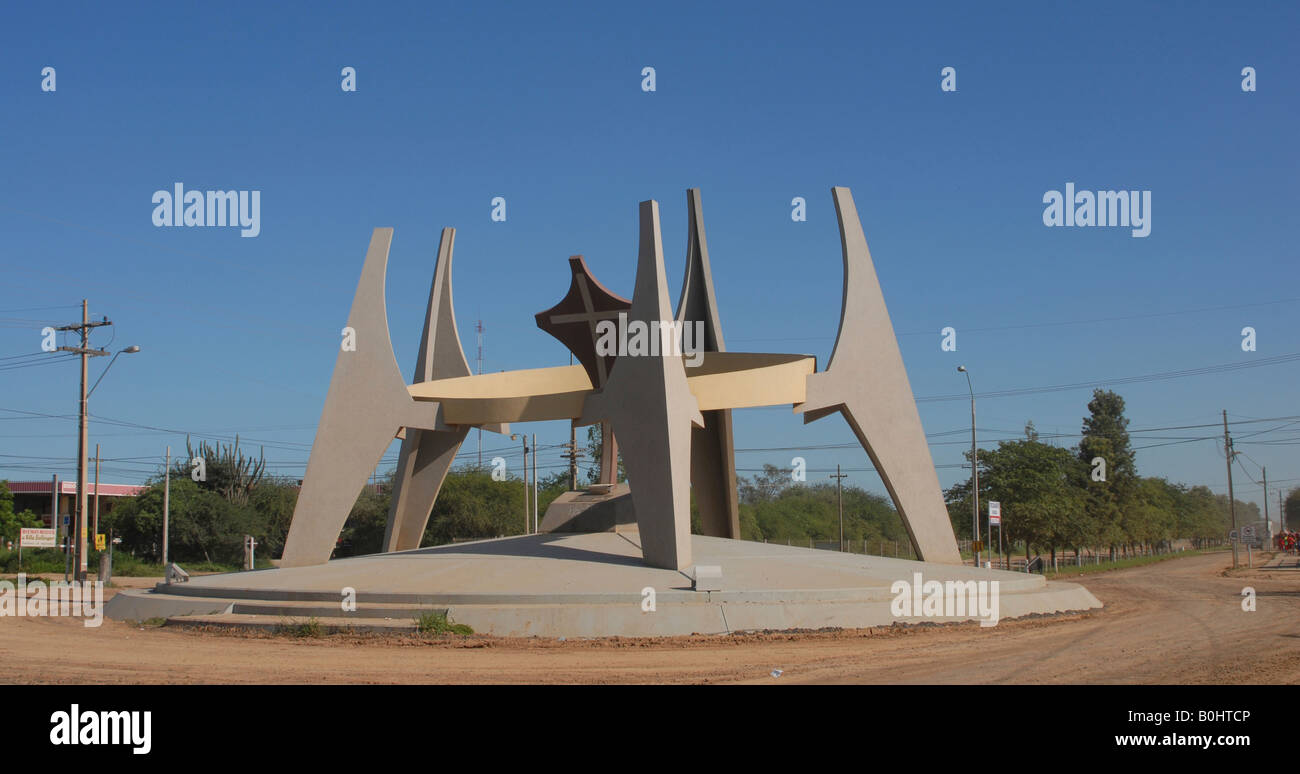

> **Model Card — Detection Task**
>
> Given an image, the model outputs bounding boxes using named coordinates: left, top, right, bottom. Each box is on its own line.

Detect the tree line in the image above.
left=943, top=390, right=1260, bottom=564
left=2, top=389, right=1284, bottom=565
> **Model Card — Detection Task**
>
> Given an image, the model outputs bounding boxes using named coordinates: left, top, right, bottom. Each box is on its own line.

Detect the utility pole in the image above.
left=1262, top=467, right=1269, bottom=537
left=1223, top=410, right=1237, bottom=569
left=163, top=446, right=171, bottom=567
left=55, top=300, right=112, bottom=582
left=564, top=426, right=580, bottom=491
left=830, top=464, right=847, bottom=551
left=1281, top=489, right=1287, bottom=532
left=563, top=356, right=579, bottom=491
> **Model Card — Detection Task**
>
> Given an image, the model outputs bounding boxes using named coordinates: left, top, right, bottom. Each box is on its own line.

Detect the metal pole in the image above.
left=972, top=392, right=979, bottom=567
left=163, top=446, right=170, bottom=566
left=1223, top=410, right=1237, bottom=569
left=56, top=472, right=69, bottom=581
left=532, top=433, right=538, bottom=533
left=959, top=367, right=980, bottom=567
left=986, top=507, right=991, bottom=570
left=93, top=443, right=101, bottom=541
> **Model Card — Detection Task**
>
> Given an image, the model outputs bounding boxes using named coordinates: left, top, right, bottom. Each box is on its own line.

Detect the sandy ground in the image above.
left=1, top=550, right=1295, bottom=684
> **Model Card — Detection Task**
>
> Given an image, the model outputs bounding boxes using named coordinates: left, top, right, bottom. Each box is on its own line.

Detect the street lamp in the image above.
left=510, top=433, right=529, bottom=534
left=957, top=366, right=980, bottom=568
left=87, top=345, right=141, bottom=398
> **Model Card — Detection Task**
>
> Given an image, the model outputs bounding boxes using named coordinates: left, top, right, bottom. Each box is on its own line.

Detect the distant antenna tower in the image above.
left=476, top=319, right=484, bottom=466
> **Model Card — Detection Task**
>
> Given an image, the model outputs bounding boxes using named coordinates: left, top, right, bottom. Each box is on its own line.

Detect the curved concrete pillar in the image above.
left=675, top=188, right=740, bottom=539
left=800, top=187, right=963, bottom=565
left=281, top=229, right=446, bottom=567
left=383, top=228, right=472, bottom=553
left=580, top=200, right=703, bottom=570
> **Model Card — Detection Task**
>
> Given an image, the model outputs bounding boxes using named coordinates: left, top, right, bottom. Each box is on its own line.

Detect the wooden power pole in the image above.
left=1223, top=410, right=1238, bottom=569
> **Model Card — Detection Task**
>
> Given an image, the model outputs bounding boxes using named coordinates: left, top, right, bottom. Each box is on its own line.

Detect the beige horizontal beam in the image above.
left=407, top=352, right=815, bottom=425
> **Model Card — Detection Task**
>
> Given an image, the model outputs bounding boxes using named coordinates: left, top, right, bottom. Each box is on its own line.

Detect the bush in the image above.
left=415, top=610, right=473, bottom=635
left=0, top=548, right=69, bottom=574
left=102, top=476, right=298, bottom=566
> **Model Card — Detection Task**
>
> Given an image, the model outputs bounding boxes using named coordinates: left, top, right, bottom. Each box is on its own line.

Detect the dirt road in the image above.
left=1, top=551, right=1295, bottom=684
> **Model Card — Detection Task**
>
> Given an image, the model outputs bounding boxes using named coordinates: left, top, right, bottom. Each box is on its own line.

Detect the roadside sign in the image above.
left=95, top=534, right=106, bottom=551
left=988, top=501, right=1001, bottom=526
left=1241, top=525, right=1256, bottom=539
left=19, top=528, right=57, bottom=548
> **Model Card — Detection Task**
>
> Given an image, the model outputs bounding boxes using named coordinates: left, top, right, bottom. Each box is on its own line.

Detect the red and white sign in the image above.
left=19, top=528, right=57, bottom=548
left=988, top=501, right=1001, bottom=526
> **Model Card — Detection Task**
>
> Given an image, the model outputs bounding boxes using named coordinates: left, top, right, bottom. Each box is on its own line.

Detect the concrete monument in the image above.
left=279, top=187, right=963, bottom=571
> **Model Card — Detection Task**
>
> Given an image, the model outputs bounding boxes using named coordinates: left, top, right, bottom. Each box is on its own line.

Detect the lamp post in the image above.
left=957, top=366, right=980, bottom=568
left=511, top=433, right=529, bottom=534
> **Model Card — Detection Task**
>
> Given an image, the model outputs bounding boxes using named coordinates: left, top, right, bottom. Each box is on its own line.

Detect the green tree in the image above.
left=422, top=468, right=529, bottom=545
left=738, top=464, right=793, bottom=505
left=336, top=477, right=391, bottom=557
left=246, top=478, right=298, bottom=558
left=947, top=437, right=1086, bottom=564
left=1130, top=477, right=1179, bottom=550
left=739, top=477, right=909, bottom=551
left=1285, top=487, right=1300, bottom=531
left=1077, top=389, right=1138, bottom=557
left=1176, top=484, right=1227, bottom=547
left=0, top=481, right=42, bottom=543
left=102, top=476, right=257, bottom=564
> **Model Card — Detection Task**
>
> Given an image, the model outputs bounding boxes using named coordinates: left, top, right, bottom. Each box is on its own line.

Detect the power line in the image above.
left=731, top=296, right=1300, bottom=344
left=916, top=352, right=1300, bottom=403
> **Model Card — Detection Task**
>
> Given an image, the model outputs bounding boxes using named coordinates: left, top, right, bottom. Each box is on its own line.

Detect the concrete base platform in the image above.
left=104, top=533, right=1102, bottom=637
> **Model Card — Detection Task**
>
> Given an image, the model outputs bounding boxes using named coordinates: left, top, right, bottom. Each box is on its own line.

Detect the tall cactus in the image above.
left=184, top=434, right=267, bottom=505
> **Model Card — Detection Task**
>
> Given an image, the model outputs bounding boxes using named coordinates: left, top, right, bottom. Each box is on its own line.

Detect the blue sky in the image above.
left=1, top=1, right=1296, bottom=522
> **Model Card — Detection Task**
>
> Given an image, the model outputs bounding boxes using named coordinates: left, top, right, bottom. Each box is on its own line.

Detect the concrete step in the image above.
left=227, top=599, right=449, bottom=620
left=165, top=613, right=421, bottom=633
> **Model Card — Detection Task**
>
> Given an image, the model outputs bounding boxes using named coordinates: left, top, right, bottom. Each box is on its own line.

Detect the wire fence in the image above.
left=762, top=537, right=919, bottom=561
left=760, top=537, right=1223, bottom=573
